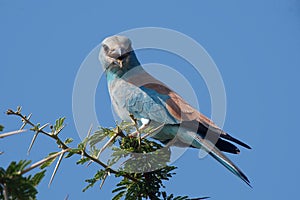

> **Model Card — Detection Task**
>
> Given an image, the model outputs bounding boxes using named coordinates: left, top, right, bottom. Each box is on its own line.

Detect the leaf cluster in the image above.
left=84, top=122, right=195, bottom=200
left=0, top=160, right=45, bottom=200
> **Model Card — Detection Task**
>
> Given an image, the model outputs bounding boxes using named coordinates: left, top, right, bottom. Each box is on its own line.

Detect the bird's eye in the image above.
left=102, top=44, right=109, bottom=52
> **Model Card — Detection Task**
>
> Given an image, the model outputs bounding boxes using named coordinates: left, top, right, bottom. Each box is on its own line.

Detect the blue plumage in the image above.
left=99, top=35, right=251, bottom=186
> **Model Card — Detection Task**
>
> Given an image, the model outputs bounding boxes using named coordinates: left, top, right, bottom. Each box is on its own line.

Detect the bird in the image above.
left=99, top=35, right=251, bottom=186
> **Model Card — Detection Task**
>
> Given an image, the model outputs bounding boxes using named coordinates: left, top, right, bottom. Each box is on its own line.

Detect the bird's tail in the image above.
left=184, top=132, right=251, bottom=187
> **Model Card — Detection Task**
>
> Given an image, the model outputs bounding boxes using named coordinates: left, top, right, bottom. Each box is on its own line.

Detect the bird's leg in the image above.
left=129, top=114, right=138, bottom=135
left=131, top=119, right=150, bottom=136
left=129, top=117, right=150, bottom=137
left=129, top=115, right=150, bottom=146
left=129, top=114, right=141, bottom=146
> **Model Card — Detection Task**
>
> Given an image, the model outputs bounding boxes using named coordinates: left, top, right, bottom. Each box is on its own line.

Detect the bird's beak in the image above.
left=113, top=48, right=123, bottom=68
left=115, top=59, right=123, bottom=68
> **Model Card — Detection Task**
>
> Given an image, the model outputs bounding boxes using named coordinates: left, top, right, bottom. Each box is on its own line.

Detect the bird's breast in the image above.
left=108, top=78, right=136, bottom=121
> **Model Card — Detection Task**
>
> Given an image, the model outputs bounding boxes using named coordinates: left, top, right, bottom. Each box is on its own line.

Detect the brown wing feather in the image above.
left=165, top=90, right=251, bottom=149
left=127, top=70, right=251, bottom=149
left=142, top=82, right=221, bottom=129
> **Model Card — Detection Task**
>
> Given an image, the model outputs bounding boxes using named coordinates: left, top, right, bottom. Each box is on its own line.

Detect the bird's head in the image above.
left=99, top=35, right=139, bottom=73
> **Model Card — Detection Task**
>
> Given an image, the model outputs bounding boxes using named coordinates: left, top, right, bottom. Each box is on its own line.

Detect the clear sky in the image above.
left=1, top=0, right=300, bottom=199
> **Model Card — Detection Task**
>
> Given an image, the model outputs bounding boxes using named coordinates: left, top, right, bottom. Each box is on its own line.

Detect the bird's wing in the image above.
left=125, top=83, right=179, bottom=125
left=142, top=85, right=250, bottom=148
left=123, top=69, right=179, bottom=124
left=125, top=70, right=250, bottom=149
left=126, top=69, right=220, bottom=125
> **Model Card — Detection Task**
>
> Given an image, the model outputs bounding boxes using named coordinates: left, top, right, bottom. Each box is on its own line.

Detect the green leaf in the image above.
left=0, top=125, right=4, bottom=132
left=6, top=160, right=31, bottom=174
left=112, top=186, right=127, bottom=193
left=64, top=137, right=73, bottom=144
left=88, top=127, right=114, bottom=147
left=52, top=117, right=65, bottom=133
left=112, top=190, right=126, bottom=200
left=16, top=106, right=22, bottom=113
left=173, top=196, right=188, bottom=200
left=31, top=170, right=46, bottom=186
left=76, top=157, right=90, bottom=165
left=83, top=170, right=107, bottom=192
left=64, top=148, right=81, bottom=159
left=30, top=123, right=40, bottom=132
left=0, top=160, right=45, bottom=200
left=77, top=142, right=85, bottom=150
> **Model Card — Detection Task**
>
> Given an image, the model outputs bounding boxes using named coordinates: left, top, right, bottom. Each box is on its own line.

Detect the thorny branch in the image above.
left=3, top=107, right=207, bottom=200
left=5, top=107, right=138, bottom=183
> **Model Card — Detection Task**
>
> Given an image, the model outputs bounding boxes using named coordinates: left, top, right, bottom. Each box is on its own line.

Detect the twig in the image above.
left=0, top=129, right=27, bottom=139
left=20, top=149, right=70, bottom=175
left=6, top=109, right=51, bottom=137
left=129, top=114, right=141, bottom=146
left=3, top=183, right=8, bottom=200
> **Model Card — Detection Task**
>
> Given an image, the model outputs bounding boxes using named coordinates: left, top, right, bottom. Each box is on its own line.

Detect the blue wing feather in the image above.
left=126, top=85, right=178, bottom=124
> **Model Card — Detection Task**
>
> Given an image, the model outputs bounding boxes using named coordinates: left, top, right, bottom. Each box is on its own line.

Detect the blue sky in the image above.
left=1, top=0, right=300, bottom=199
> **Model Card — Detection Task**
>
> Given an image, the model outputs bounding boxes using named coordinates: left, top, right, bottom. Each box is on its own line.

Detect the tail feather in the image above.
left=183, top=121, right=252, bottom=150
left=193, top=134, right=251, bottom=186
left=219, top=132, right=252, bottom=150
left=208, top=149, right=251, bottom=187
left=215, top=139, right=240, bottom=154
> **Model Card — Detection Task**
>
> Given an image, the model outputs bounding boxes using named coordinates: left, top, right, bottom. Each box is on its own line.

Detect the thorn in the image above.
left=39, top=123, right=50, bottom=131
left=97, top=131, right=119, bottom=158
left=141, top=123, right=165, bottom=140
left=86, top=160, right=93, bottom=167
left=48, top=151, right=65, bottom=187
left=86, top=127, right=123, bottom=167
left=27, top=131, right=40, bottom=155
left=54, top=124, right=66, bottom=136
left=99, top=172, right=108, bottom=189
left=26, top=113, right=32, bottom=120
left=83, top=124, right=93, bottom=151
left=20, top=113, right=32, bottom=130
left=64, top=194, right=69, bottom=200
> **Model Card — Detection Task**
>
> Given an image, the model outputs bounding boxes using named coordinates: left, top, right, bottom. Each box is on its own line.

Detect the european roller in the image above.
left=99, top=35, right=251, bottom=186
